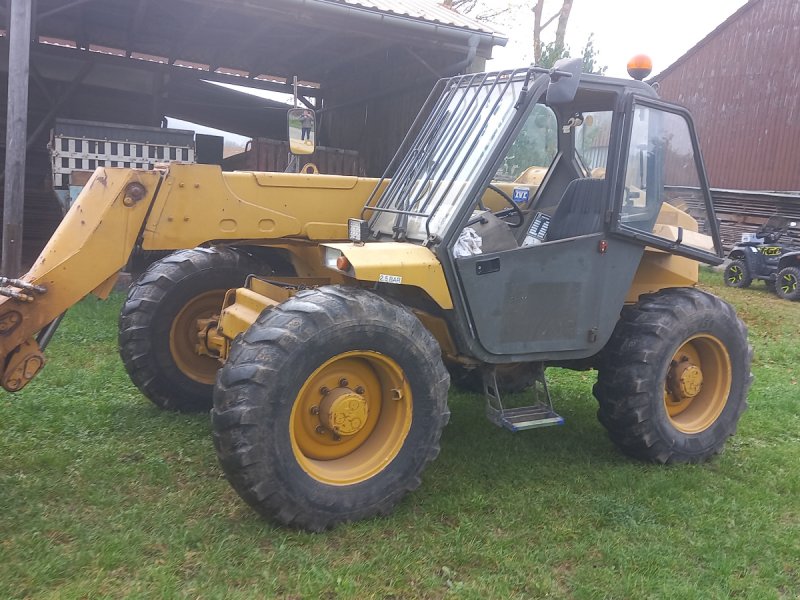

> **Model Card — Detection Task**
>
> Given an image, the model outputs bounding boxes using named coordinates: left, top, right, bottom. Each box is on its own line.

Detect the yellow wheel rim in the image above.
left=664, top=334, right=732, bottom=434
left=169, top=290, right=226, bottom=385
left=290, top=351, right=412, bottom=486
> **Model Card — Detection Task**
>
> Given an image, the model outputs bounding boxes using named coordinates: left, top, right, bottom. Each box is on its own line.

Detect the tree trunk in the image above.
left=554, top=0, right=573, bottom=50
left=532, top=1, right=544, bottom=63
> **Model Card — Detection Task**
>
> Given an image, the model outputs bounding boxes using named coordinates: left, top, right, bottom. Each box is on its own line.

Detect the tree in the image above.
left=444, top=1, right=606, bottom=74
left=538, top=33, right=607, bottom=74
left=532, top=0, right=573, bottom=64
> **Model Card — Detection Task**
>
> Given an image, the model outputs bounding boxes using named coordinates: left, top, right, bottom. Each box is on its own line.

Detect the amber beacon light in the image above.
left=627, top=54, right=653, bottom=81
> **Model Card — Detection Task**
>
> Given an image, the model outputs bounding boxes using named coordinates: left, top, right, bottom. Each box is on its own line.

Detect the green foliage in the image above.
left=538, top=33, right=608, bottom=75
left=496, top=104, right=558, bottom=179
left=0, top=277, right=798, bottom=598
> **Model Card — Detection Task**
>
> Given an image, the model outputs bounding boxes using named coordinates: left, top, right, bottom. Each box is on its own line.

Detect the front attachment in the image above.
left=1, top=339, right=45, bottom=392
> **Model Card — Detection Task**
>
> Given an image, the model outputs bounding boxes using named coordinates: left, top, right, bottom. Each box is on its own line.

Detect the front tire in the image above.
left=594, top=288, right=752, bottom=464
left=723, top=259, right=752, bottom=288
left=119, top=247, right=262, bottom=412
left=212, top=286, right=450, bottom=531
left=776, top=266, right=800, bottom=301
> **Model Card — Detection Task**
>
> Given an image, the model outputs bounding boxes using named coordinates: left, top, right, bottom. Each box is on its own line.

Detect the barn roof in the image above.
left=4, top=0, right=505, bottom=98
left=333, top=0, right=499, bottom=35
left=651, top=0, right=760, bottom=82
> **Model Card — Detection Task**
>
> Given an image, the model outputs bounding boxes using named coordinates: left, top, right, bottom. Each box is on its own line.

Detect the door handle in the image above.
left=475, top=257, right=500, bottom=275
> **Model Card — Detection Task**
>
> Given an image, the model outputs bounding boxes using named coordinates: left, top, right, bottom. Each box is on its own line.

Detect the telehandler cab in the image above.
left=0, top=61, right=751, bottom=531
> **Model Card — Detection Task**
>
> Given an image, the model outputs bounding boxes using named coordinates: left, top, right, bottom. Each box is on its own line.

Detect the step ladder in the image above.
left=483, top=364, right=564, bottom=432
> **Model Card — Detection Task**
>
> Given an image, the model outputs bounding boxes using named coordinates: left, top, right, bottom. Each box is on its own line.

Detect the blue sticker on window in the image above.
left=512, top=187, right=530, bottom=203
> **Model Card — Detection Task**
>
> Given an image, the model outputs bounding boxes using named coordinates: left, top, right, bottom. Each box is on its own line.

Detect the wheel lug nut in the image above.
left=355, top=386, right=365, bottom=394
left=315, top=425, right=326, bottom=435
left=332, top=432, right=341, bottom=441
left=339, top=378, right=349, bottom=387
left=310, top=405, right=320, bottom=415
left=320, top=386, right=329, bottom=396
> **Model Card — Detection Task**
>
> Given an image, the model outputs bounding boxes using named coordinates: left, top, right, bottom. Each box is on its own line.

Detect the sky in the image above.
left=487, top=0, right=749, bottom=77
left=170, top=0, right=750, bottom=143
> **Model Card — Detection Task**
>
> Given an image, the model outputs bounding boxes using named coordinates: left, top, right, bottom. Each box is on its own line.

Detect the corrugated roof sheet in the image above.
left=328, top=0, right=504, bottom=37
left=651, top=0, right=760, bottom=82
left=653, top=0, right=800, bottom=191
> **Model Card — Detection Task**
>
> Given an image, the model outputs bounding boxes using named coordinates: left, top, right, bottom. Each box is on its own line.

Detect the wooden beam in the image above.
left=209, top=17, right=272, bottom=71
left=25, top=60, right=94, bottom=150
left=306, top=40, right=393, bottom=80
left=2, top=0, right=33, bottom=277
left=247, top=31, right=337, bottom=77
left=169, top=5, right=220, bottom=65
left=126, top=0, right=150, bottom=58
left=29, top=61, right=55, bottom=106
left=37, top=0, right=95, bottom=21
left=29, top=41, right=324, bottom=98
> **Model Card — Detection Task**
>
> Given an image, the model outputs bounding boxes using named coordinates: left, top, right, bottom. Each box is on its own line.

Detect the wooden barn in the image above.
left=652, top=0, right=800, bottom=249
left=0, top=0, right=506, bottom=273
left=652, top=0, right=800, bottom=192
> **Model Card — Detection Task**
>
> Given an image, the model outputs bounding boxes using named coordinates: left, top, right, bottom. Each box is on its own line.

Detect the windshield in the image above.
left=369, top=70, right=541, bottom=242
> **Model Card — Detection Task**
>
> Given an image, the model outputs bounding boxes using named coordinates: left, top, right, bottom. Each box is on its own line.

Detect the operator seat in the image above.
left=546, top=178, right=605, bottom=241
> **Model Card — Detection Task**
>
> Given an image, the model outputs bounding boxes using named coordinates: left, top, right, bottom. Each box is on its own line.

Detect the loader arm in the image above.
left=0, top=168, right=163, bottom=392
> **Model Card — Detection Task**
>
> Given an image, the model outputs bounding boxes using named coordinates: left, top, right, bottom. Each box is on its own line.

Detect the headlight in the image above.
left=324, top=247, right=343, bottom=269
left=348, top=218, right=369, bottom=243
left=323, top=247, right=352, bottom=272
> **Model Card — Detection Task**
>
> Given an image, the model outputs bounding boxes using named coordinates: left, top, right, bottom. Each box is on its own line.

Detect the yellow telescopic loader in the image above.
left=0, top=62, right=752, bottom=531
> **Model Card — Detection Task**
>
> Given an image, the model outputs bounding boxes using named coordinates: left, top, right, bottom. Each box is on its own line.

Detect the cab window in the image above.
left=494, top=104, right=558, bottom=184
left=620, top=103, right=716, bottom=255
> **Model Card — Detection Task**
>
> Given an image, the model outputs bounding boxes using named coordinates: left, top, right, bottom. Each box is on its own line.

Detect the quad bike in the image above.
left=724, top=215, right=799, bottom=299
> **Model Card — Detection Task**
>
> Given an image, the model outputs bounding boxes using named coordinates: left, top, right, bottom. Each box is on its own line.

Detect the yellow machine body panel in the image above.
left=141, top=164, right=384, bottom=249
left=0, top=165, right=384, bottom=391
left=626, top=251, right=700, bottom=303
left=0, top=168, right=162, bottom=389
left=324, top=242, right=454, bottom=310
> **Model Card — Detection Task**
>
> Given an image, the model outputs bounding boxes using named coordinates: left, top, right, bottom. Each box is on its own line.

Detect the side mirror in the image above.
left=288, top=108, right=316, bottom=155
left=546, top=58, right=582, bottom=105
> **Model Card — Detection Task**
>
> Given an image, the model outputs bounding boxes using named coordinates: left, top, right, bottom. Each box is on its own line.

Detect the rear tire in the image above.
left=776, top=266, right=800, bottom=301
left=723, top=259, right=752, bottom=288
left=212, top=286, right=450, bottom=531
left=119, top=247, right=262, bottom=412
left=594, top=288, right=752, bottom=464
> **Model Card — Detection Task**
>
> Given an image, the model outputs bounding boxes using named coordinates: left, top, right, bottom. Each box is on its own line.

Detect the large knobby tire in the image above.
left=775, top=265, right=800, bottom=301
left=449, top=362, right=538, bottom=394
left=594, top=287, right=752, bottom=464
left=723, top=259, right=752, bottom=288
left=119, top=247, right=262, bottom=412
left=212, top=286, right=450, bottom=531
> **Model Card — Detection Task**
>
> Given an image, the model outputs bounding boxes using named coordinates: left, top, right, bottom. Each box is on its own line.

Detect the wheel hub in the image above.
left=669, top=360, right=704, bottom=400
left=320, top=388, right=369, bottom=436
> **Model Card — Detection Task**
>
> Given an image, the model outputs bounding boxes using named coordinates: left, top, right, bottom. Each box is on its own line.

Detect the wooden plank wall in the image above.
left=712, top=189, right=800, bottom=250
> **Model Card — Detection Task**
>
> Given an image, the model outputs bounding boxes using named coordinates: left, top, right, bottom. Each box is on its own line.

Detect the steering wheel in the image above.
left=487, top=184, right=525, bottom=228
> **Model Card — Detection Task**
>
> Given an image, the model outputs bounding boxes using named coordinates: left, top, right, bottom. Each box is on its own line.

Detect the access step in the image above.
left=482, top=363, right=564, bottom=432
left=486, top=403, right=564, bottom=432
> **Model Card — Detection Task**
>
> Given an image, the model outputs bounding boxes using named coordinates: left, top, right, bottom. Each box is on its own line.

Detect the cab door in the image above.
left=454, top=231, right=643, bottom=358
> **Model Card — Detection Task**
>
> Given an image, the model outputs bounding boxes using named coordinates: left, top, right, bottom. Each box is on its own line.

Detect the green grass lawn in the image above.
left=1, top=270, right=798, bottom=599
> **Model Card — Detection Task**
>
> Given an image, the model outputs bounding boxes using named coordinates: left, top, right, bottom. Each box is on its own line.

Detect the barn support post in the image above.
left=2, top=0, right=33, bottom=277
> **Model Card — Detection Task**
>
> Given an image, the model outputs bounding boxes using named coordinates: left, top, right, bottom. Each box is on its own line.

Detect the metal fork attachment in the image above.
left=0, top=276, right=47, bottom=303
left=483, top=364, right=564, bottom=432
